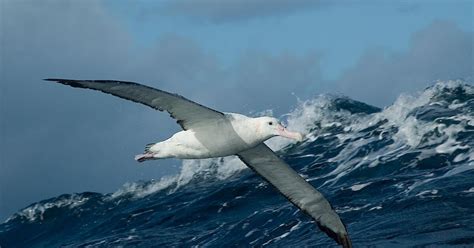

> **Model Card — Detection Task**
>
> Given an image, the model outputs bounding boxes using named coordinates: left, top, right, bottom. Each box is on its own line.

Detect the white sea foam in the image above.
left=323, top=80, right=473, bottom=186
left=350, top=182, right=372, bottom=191
left=406, top=161, right=474, bottom=194
left=266, top=96, right=346, bottom=150
left=369, top=205, right=383, bottom=211
left=245, top=228, right=259, bottom=237
left=416, top=189, right=439, bottom=198
left=7, top=194, right=90, bottom=222
left=463, top=187, right=474, bottom=193
left=261, top=220, right=302, bottom=246
left=354, top=80, right=471, bottom=148
left=336, top=204, right=372, bottom=213
left=109, top=156, right=247, bottom=199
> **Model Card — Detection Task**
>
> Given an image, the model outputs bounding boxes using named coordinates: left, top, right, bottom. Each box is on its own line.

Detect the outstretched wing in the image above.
left=238, top=144, right=352, bottom=248
left=45, top=79, right=225, bottom=130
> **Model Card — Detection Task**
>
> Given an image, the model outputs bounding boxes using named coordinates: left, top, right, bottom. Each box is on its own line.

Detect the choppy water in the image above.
left=1, top=80, right=473, bottom=247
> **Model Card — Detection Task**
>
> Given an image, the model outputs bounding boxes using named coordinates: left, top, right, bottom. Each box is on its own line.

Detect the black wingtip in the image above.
left=338, top=233, right=352, bottom=248
left=330, top=232, right=352, bottom=248
left=43, top=78, right=72, bottom=82
left=317, top=223, right=352, bottom=248
left=43, top=78, right=86, bottom=88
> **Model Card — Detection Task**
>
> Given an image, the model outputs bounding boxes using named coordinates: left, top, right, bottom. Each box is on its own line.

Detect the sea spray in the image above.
left=2, top=80, right=473, bottom=247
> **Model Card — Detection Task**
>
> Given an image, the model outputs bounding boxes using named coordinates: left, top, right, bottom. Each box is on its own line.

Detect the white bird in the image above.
left=45, top=79, right=352, bottom=248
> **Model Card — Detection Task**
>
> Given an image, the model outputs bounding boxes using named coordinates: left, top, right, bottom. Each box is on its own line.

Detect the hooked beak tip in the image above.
left=294, top=133, right=304, bottom=142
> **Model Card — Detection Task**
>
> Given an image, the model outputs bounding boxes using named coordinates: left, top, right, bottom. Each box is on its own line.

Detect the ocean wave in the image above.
left=2, top=80, right=473, bottom=247
left=6, top=193, right=93, bottom=223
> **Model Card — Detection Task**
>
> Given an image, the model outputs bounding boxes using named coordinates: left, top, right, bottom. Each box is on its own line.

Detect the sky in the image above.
left=0, top=0, right=472, bottom=220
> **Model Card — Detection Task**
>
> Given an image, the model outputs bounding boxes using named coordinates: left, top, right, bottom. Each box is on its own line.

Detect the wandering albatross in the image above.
left=45, top=79, right=352, bottom=247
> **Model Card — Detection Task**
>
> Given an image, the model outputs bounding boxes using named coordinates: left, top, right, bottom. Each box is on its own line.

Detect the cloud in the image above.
left=396, top=3, right=421, bottom=14
left=228, top=50, right=322, bottom=113
left=127, top=35, right=323, bottom=114
left=161, top=0, right=326, bottom=23
left=0, top=0, right=323, bottom=220
left=0, top=0, right=172, bottom=220
left=330, top=20, right=473, bottom=106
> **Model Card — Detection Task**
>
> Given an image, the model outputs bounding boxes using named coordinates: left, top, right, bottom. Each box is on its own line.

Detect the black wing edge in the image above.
left=44, top=78, right=142, bottom=89
left=318, top=223, right=352, bottom=248
left=237, top=155, right=353, bottom=248
left=43, top=78, right=225, bottom=130
left=43, top=78, right=167, bottom=110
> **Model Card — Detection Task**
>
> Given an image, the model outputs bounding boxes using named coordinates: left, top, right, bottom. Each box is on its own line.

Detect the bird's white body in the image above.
left=147, top=113, right=274, bottom=159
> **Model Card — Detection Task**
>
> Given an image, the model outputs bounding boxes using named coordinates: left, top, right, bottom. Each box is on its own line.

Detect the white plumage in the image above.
left=140, top=113, right=302, bottom=160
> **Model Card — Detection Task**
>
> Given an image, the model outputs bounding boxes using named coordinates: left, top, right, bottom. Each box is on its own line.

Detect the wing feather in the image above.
left=238, top=144, right=352, bottom=248
left=44, top=79, right=224, bottom=130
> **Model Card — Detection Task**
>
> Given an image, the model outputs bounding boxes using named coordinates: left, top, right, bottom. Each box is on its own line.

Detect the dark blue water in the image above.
left=1, top=80, right=473, bottom=247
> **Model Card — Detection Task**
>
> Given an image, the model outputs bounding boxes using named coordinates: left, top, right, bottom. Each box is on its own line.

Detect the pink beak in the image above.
left=277, top=125, right=304, bottom=141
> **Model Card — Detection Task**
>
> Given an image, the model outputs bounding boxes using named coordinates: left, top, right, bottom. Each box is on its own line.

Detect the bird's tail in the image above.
left=144, top=143, right=155, bottom=153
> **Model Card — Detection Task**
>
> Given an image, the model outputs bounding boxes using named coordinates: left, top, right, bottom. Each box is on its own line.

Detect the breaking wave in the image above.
left=1, top=80, right=473, bottom=247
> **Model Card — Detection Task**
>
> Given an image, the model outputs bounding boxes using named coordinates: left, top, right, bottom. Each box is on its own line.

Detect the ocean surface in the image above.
left=1, top=80, right=473, bottom=247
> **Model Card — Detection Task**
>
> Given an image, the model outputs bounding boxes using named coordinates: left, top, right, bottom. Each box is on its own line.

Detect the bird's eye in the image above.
left=268, top=122, right=273, bottom=125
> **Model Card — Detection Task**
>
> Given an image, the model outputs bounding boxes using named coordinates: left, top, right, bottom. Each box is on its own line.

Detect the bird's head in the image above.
left=257, top=117, right=304, bottom=142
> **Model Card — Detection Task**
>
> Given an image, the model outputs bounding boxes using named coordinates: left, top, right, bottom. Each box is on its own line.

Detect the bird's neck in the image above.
left=228, top=114, right=274, bottom=146
left=248, top=117, right=275, bottom=143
